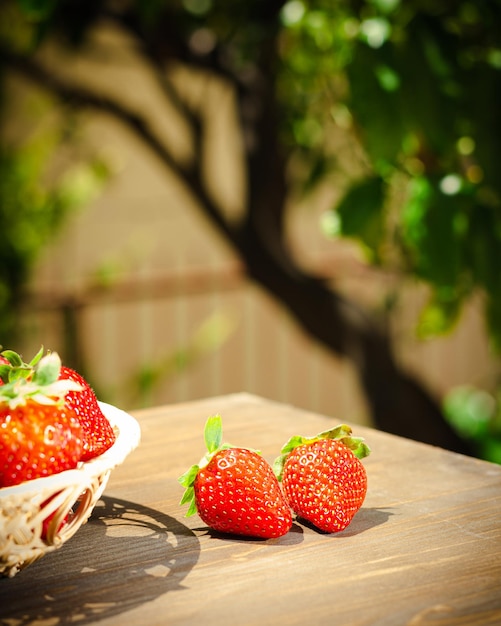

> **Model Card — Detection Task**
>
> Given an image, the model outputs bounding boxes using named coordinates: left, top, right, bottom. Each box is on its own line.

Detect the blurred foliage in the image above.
left=277, top=0, right=501, bottom=350
left=0, top=134, right=111, bottom=342
left=123, top=311, right=238, bottom=409
left=2, top=0, right=500, bottom=347
left=1, top=0, right=501, bottom=454
left=444, top=385, right=501, bottom=463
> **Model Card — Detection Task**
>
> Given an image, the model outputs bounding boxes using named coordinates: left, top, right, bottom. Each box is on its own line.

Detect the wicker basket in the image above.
left=0, top=402, right=141, bottom=578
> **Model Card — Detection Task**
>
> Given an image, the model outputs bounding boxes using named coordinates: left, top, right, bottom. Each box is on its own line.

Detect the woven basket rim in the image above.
left=0, top=401, right=141, bottom=497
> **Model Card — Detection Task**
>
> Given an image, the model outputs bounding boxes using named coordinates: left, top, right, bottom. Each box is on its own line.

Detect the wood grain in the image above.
left=1, top=393, right=501, bottom=626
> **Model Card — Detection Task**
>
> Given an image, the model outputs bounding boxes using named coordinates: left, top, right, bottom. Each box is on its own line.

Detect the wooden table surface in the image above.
left=2, top=392, right=501, bottom=626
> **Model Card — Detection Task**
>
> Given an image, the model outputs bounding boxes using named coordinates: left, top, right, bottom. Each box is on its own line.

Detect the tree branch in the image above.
left=1, top=44, right=234, bottom=241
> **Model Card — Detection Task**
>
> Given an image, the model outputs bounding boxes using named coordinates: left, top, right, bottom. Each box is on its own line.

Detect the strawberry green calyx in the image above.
left=178, top=414, right=244, bottom=517
left=273, top=424, right=370, bottom=481
left=0, top=351, right=82, bottom=409
left=0, top=345, right=44, bottom=384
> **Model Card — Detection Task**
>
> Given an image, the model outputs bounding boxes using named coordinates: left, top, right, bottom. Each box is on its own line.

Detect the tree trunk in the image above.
left=237, top=222, right=473, bottom=456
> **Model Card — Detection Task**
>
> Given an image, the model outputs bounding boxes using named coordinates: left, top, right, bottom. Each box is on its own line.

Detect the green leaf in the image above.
left=316, top=424, right=354, bottom=441
left=401, top=178, right=466, bottom=289
left=178, top=465, right=201, bottom=518
left=0, top=365, right=10, bottom=382
left=416, top=296, right=461, bottom=339
left=204, top=414, right=223, bottom=453
left=185, top=496, right=198, bottom=518
left=340, top=437, right=371, bottom=460
left=334, top=176, right=385, bottom=261
left=179, top=484, right=195, bottom=505
left=29, top=345, right=44, bottom=367
left=32, top=352, right=61, bottom=386
left=0, top=349, right=33, bottom=383
left=272, top=455, right=286, bottom=482
left=1, top=350, right=23, bottom=367
left=178, top=464, right=199, bottom=489
left=280, top=435, right=307, bottom=455
left=179, top=485, right=198, bottom=517
left=396, top=19, right=458, bottom=152
left=443, top=385, right=494, bottom=440
left=347, top=43, right=405, bottom=165
left=17, top=0, right=57, bottom=19
left=468, top=204, right=501, bottom=295
left=317, top=425, right=371, bottom=460
left=6, top=366, right=31, bottom=383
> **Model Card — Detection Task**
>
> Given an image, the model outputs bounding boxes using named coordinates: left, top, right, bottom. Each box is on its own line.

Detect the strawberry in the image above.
left=0, top=348, right=116, bottom=462
left=274, top=425, right=370, bottom=533
left=40, top=495, right=76, bottom=541
left=0, top=352, right=84, bottom=488
left=179, top=415, right=292, bottom=539
left=58, top=366, right=116, bottom=461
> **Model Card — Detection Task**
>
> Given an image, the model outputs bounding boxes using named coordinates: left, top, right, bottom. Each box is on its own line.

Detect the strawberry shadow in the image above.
left=341, top=507, right=394, bottom=535
left=196, top=521, right=304, bottom=544
left=294, top=507, right=394, bottom=536
left=0, top=496, right=200, bottom=626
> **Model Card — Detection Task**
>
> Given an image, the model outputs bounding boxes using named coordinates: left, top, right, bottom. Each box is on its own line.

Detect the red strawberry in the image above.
left=274, top=425, right=370, bottom=533
left=41, top=495, right=75, bottom=542
left=58, top=366, right=116, bottom=461
left=0, top=352, right=84, bottom=488
left=179, top=415, right=292, bottom=539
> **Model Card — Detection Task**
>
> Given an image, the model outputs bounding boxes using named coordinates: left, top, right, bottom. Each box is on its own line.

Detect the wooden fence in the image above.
left=16, top=260, right=371, bottom=424
left=15, top=254, right=497, bottom=431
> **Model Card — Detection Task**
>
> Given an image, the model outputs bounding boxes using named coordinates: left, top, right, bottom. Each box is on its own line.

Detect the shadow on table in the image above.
left=199, top=521, right=305, bottom=544
left=0, top=496, right=200, bottom=626
left=293, top=507, right=394, bottom=536
left=336, top=507, right=394, bottom=536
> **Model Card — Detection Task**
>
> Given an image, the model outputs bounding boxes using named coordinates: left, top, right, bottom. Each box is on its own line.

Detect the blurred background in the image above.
left=1, top=0, right=500, bottom=461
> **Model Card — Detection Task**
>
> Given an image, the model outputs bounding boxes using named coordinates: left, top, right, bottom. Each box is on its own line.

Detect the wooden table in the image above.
left=2, top=393, right=501, bottom=625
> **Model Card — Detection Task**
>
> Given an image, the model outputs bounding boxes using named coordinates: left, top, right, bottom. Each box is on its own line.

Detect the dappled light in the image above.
left=1, top=0, right=500, bottom=460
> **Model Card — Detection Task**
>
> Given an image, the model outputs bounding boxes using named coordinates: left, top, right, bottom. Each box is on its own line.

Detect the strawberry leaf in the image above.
left=317, top=424, right=354, bottom=440
left=0, top=364, right=10, bottom=382
left=178, top=464, right=200, bottom=489
left=29, top=345, right=44, bottom=367
left=316, top=425, right=371, bottom=460
left=274, top=424, right=371, bottom=481
left=204, top=414, right=223, bottom=453
left=340, top=436, right=371, bottom=459
left=280, top=435, right=306, bottom=455
left=0, top=350, right=81, bottom=409
left=6, top=366, right=32, bottom=383
left=32, top=352, right=60, bottom=386
left=178, top=466, right=199, bottom=518
left=0, top=348, right=35, bottom=383
left=179, top=484, right=198, bottom=517
left=1, top=350, right=23, bottom=367
left=272, top=454, right=288, bottom=482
